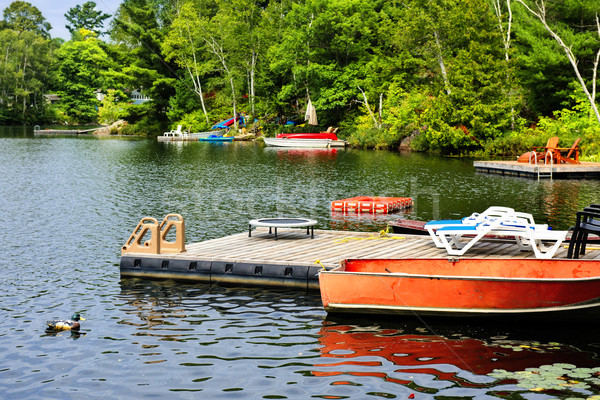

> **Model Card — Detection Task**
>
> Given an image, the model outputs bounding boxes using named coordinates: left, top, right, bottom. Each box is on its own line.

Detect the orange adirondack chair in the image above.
left=553, top=138, right=581, bottom=164
left=518, top=136, right=559, bottom=163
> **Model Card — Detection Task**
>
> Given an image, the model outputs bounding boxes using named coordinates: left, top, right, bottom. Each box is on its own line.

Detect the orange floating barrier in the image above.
left=331, top=196, right=413, bottom=214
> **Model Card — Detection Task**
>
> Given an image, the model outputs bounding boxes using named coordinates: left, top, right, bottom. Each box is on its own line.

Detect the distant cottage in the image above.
left=131, top=89, right=151, bottom=105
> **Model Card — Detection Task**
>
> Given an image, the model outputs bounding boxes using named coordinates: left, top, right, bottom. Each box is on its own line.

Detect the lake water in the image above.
left=2, top=128, right=600, bottom=399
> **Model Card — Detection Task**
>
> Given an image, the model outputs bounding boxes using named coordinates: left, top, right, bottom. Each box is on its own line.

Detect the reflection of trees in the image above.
left=314, top=323, right=599, bottom=393
left=537, top=180, right=582, bottom=230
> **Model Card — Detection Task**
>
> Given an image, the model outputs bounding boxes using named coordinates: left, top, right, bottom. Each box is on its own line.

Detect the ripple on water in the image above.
left=2, top=136, right=600, bottom=398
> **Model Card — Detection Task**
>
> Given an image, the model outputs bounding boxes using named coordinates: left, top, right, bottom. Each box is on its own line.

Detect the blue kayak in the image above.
left=198, top=135, right=234, bottom=142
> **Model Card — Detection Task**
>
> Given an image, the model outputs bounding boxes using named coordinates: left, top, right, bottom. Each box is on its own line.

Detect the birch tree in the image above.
left=493, top=0, right=516, bottom=128
left=163, top=1, right=210, bottom=125
left=515, top=0, right=600, bottom=124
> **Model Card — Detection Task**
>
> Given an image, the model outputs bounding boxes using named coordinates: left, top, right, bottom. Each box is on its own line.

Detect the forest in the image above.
left=1, top=0, right=599, bottom=157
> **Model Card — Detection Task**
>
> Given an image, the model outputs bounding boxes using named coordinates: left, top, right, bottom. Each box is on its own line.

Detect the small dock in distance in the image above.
left=474, top=160, right=600, bottom=179
left=33, top=127, right=101, bottom=135
left=120, top=227, right=600, bottom=291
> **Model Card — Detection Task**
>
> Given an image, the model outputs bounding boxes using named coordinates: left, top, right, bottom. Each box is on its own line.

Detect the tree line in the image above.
left=1, top=0, right=599, bottom=156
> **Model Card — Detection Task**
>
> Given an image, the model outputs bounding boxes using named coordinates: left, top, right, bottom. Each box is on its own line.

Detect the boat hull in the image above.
left=319, top=258, right=600, bottom=317
left=264, top=138, right=332, bottom=148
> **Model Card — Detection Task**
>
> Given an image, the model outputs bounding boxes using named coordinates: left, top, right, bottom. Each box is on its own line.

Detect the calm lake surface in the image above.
left=2, top=127, right=600, bottom=399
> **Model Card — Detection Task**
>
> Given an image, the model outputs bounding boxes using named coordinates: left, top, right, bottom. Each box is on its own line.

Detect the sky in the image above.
left=0, top=0, right=123, bottom=40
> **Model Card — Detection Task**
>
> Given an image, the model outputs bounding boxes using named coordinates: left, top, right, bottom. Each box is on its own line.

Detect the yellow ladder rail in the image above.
left=122, top=214, right=186, bottom=255
left=122, top=217, right=160, bottom=254
left=159, top=213, right=186, bottom=253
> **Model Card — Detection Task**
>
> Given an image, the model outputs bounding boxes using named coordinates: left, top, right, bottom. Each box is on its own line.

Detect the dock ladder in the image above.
left=122, top=213, right=186, bottom=254
left=529, top=151, right=553, bottom=180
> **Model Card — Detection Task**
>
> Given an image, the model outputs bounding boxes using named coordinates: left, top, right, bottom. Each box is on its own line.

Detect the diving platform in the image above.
left=474, top=160, right=600, bottom=179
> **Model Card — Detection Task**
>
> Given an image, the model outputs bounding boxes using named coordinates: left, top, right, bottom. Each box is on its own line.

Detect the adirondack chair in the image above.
left=534, top=136, right=560, bottom=164
left=518, top=136, right=560, bottom=163
left=553, top=138, right=581, bottom=164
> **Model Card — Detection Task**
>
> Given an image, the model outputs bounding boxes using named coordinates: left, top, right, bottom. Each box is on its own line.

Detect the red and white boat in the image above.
left=276, top=132, right=339, bottom=140
left=319, top=258, right=600, bottom=318
left=265, top=131, right=347, bottom=147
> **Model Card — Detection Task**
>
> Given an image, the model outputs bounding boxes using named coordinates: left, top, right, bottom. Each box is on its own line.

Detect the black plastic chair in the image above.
left=567, top=205, right=600, bottom=259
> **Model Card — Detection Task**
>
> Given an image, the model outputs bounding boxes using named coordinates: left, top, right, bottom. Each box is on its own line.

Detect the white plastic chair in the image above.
left=170, top=125, right=182, bottom=134
left=435, top=216, right=567, bottom=259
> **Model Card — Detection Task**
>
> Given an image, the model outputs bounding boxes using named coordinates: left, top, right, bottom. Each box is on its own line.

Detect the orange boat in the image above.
left=319, top=258, right=600, bottom=318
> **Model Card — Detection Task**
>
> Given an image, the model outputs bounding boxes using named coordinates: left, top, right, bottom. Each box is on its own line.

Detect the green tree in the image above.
left=162, top=1, right=211, bottom=125
left=0, top=2, right=55, bottom=124
left=65, top=1, right=111, bottom=36
left=53, top=29, right=114, bottom=123
left=110, top=0, right=178, bottom=134
left=269, top=0, right=381, bottom=126
left=515, top=0, right=600, bottom=125
left=2, top=1, right=51, bottom=38
left=0, top=29, right=55, bottom=123
left=513, top=0, right=600, bottom=121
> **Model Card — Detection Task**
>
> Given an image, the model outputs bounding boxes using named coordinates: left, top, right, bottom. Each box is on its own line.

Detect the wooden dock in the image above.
left=33, top=127, right=101, bottom=135
left=474, top=160, right=600, bottom=179
left=120, top=227, right=600, bottom=290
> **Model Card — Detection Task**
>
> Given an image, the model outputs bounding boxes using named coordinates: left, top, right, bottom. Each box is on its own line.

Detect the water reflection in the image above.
left=315, top=320, right=600, bottom=398
left=330, top=210, right=413, bottom=231
left=2, top=131, right=600, bottom=398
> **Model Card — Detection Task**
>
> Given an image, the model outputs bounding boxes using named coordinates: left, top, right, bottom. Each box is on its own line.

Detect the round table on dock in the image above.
left=248, top=218, right=318, bottom=239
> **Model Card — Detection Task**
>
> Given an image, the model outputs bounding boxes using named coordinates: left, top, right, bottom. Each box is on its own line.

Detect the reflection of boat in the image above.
left=264, top=137, right=332, bottom=148
left=329, top=211, right=399, bottom=232
left=315, top=325, right=598, bottom=379
left=198, top=134, right=234, bottom=142
left=319, top=258, right=600, bottom=318
left=275, top=148, right=338, bottom=158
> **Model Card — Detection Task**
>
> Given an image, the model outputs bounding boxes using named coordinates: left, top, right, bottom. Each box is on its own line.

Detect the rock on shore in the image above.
left=94, top=120, right=127, bottom=135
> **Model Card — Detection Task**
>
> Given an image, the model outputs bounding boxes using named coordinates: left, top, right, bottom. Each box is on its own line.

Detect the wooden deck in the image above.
left=473, top=160, right=600, bottom=179
left=119, top=228, right=600, bottom=290
left=33, top=127, right=101, bottom=135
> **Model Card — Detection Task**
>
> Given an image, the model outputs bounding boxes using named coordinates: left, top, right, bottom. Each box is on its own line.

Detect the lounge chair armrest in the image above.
left=580, top=209, right=600, bottom=218
left=575, top=209, right=600, bottom=226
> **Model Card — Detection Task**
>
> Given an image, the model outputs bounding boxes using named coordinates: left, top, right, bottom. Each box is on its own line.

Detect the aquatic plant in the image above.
left=489, top=363, right=600, bottom=395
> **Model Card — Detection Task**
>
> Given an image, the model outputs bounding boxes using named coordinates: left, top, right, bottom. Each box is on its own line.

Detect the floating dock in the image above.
left=473, top=160, right=600, bottom=179
left=120, top=226, right=600, bottom=291
left=33, top=127, right=101, bottom=135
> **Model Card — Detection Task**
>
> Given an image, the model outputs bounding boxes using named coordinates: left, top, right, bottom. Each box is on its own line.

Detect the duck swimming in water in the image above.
left=46, top=313, right=85, bottom=331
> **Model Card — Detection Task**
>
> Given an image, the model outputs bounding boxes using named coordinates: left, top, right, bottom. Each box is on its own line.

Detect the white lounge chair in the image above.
left=425, top=207, right=516, bottom=248
left=435, top=216, right=567, bottom=259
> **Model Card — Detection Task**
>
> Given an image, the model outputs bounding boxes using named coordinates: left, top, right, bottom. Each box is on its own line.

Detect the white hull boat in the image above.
left=157, top=130, right=223, bottom=142
left=263, top=137, right=332, bottom=148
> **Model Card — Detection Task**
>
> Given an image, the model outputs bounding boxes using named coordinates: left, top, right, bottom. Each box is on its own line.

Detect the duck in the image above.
left=46, top=313, right=85, bottom=331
